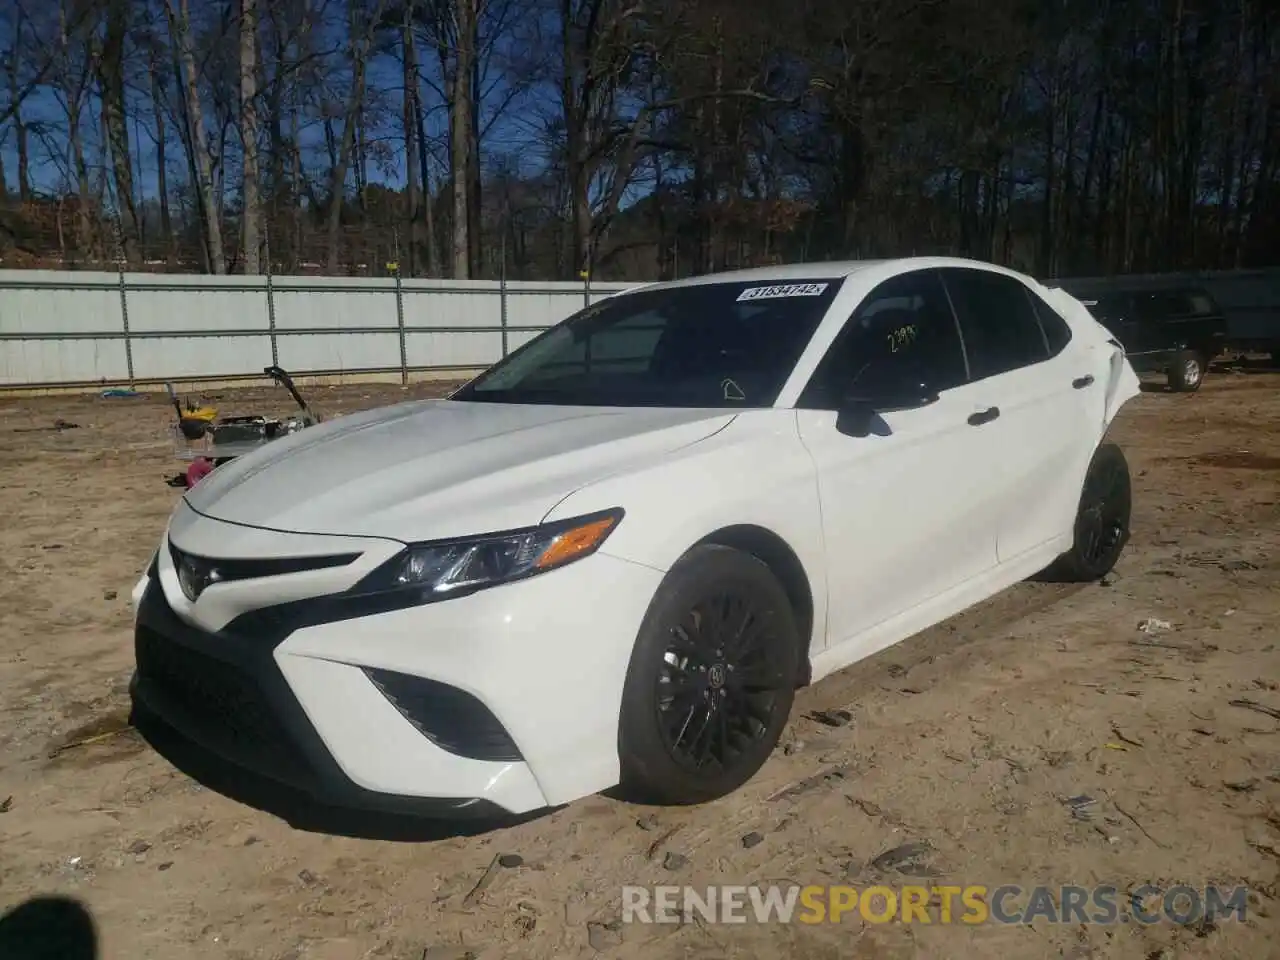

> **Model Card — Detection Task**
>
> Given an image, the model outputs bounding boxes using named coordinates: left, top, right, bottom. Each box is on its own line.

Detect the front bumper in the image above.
left=130, top=542, right=664, bottom=816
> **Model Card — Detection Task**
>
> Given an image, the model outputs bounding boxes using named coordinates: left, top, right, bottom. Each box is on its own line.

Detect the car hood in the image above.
left=183, top=399, right=737, bottom=542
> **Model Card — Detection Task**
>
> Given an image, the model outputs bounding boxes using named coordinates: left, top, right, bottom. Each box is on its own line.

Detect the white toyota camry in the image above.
left=130, top=257, right=1141, bottom=819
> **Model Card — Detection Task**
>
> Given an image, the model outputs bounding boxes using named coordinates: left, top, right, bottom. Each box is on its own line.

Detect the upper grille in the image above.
left=168, top=542, right=359, bottom=602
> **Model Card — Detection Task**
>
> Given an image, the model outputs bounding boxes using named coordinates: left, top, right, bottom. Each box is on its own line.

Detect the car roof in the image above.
left=624, top=256, right=1038, bottom=292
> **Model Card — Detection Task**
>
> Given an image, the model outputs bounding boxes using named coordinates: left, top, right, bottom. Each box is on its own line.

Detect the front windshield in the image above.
left=452, top=279, right=844, bottom=408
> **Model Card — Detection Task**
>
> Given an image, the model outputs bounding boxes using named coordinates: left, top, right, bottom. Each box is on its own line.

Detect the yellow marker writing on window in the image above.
left=887, top=325, right=918, bottom=352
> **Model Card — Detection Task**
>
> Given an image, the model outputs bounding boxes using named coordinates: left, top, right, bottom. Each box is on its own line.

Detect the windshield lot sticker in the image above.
left=736, top=283, right=829, bottom=302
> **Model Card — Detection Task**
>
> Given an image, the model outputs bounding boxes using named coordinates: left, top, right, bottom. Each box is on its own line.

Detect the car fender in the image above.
left=1043, top=284, right=1140, bottom=435
left=541, top=411, right=830, bottom=652
left=1102, top=338, right=1141, bottom=430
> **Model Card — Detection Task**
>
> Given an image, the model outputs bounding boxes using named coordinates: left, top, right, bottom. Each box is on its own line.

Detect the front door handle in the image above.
left=1072, top=375, right=1095, bottom=389
left=967, top=406, right=1000, bottom=426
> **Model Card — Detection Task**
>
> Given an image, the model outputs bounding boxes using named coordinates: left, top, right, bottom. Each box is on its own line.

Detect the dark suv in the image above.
left=1076, top=287, right=1228, bottom=392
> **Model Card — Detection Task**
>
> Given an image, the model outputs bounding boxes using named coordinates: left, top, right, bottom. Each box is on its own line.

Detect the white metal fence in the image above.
left=0, top=270, right=635, bottom=390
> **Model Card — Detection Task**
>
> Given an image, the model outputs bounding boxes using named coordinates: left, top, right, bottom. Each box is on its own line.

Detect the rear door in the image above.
left=940, top=268, right=1099, bottom=564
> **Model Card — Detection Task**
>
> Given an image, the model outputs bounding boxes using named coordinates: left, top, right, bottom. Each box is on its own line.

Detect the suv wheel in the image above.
left=1168, top=350, right=1205, bottom=392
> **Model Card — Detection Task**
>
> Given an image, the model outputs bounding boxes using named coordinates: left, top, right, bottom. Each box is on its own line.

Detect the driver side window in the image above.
left=797, top=270, right=968, bottom=410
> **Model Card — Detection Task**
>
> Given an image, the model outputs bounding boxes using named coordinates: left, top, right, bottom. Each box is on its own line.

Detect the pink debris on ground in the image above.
left=186, top=457, right=215, bottom=488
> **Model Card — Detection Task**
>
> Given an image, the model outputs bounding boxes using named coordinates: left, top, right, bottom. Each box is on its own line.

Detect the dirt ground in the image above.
left=1, top=366, right=1278, bottom=960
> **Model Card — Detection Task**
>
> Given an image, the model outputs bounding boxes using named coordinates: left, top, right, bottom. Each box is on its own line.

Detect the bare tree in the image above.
left=166, top=0, right=225, bottom=272
left=98, top=0, right=141, bottom=264
left=4, top=4, right=33, bottom=202
left=240, top=0, right=261, bottom=272
left=324, top=0, right=389, bottom=272
left=450, top=0, right=476, bottom=278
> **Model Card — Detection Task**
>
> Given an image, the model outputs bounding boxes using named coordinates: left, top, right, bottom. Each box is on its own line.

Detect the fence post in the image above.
left=115, top=227, right=135, bottom=388
left=265, top=231, right=279, bottom=367
left=392, top=261, right=407, bottom=386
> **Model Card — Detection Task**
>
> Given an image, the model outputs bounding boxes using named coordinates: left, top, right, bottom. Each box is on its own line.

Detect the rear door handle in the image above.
left=967, top=406, right=1000, bottom=426
left=1072, top=375, right=1095, bottom=389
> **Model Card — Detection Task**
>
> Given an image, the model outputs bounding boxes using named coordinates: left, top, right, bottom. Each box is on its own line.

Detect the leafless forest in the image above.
left=0, top=0, right=1277, bottom=282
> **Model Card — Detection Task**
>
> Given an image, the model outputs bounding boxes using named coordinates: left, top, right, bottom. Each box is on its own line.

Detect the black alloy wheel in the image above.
left=1049, top=442, right=1133, bottom=582
left=655, top=588, right=791, bottom=775
left=618, top=545, right=799, bottom=804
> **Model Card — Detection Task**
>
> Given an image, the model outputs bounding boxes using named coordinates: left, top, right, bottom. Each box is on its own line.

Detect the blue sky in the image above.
left=0, top=1, right=558, bottom=205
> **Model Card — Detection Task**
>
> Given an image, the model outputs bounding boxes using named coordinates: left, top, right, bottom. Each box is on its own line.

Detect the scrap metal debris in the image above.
left=1064, top=794, right=1098, bottom=821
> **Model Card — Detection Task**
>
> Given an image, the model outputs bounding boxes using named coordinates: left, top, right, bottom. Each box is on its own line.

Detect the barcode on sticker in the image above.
left=736, top=283, right=829, bottom=302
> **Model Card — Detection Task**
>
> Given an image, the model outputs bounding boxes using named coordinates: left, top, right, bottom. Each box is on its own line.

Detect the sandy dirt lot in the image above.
left=1, top=368, right=1278, bottom=960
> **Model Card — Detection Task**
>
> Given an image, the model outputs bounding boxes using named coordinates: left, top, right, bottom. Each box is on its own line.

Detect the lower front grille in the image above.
left=134, top=626, right=313, bottom=785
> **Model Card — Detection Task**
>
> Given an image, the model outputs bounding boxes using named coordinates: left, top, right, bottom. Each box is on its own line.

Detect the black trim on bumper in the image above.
left=129, top=577, right=510, bottom=819
left=364, top=667, right=524, bottom=762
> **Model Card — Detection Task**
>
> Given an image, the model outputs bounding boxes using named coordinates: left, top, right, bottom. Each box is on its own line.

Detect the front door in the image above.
left=794, top=269, right=1003, bottom=651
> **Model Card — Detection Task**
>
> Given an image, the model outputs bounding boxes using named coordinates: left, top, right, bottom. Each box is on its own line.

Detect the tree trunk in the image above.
left=57, top=6, right=98, bottom=261
left=402, top=4, right=420, bottom=276
left=451, top=0, right=476, bottom=279
left=406, top=15, right=437, bottom=276
left=290, top=106, right=303, bottom=271
left=560, top=0, right=589, bottom=276
left=416, top=101, right=438, bottom=277
left=468, top=40, right=482, bottom=277
left=167, top=0, right=225, bottom=273
left=324, top=0, right=386, bottom=273
left=266, top=31, right=287, bottom=263
left=5, top=12, right=32, bottom=203
left=1039, top=80, right=1057, bottom=276
left=151, top=70, right=176, bottom=266
left=99, top=0, right=141, bottom=265
left=240, top=0, right=261, bottom=273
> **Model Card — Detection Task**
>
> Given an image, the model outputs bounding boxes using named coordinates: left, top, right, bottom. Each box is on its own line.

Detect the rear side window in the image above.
left=1028, top=291, right=1072, bottom=357
left=798, top=269, right=968, bottom=408
left=942, top=269, right=1050, bottom=379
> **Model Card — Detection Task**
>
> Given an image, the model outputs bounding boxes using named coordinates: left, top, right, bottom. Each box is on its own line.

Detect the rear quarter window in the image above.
left=1027, top=291, right=1073, bottom=357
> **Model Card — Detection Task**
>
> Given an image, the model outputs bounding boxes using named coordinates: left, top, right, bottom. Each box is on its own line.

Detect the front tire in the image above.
left=617, top=545, right=800, bottom=805
left=1049, top=442, right=1132, bottom=582
left=1167, top=349, right=1205, bottom=392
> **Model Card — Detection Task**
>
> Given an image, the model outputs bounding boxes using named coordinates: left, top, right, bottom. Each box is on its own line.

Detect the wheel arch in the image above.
left=687, top=524, right=817, bottom=687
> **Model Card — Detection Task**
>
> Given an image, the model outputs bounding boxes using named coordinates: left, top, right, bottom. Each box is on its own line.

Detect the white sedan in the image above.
left=129, top=257, right=1140, bottom=818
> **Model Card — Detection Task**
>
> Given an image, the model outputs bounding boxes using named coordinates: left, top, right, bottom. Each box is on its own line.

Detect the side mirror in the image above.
left=835, top=382, right=939, bottom=437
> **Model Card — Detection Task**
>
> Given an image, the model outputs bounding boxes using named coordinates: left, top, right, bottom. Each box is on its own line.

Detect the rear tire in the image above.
left=1048, top=443, right=1132, bottom=582
left=1167, top=349, right=1205, bottom=392
left=617, top=545, right=799, bottom=805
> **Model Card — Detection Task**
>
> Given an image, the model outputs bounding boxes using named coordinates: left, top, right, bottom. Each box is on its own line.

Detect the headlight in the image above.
left=362, top=508, right=624, bottom=601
